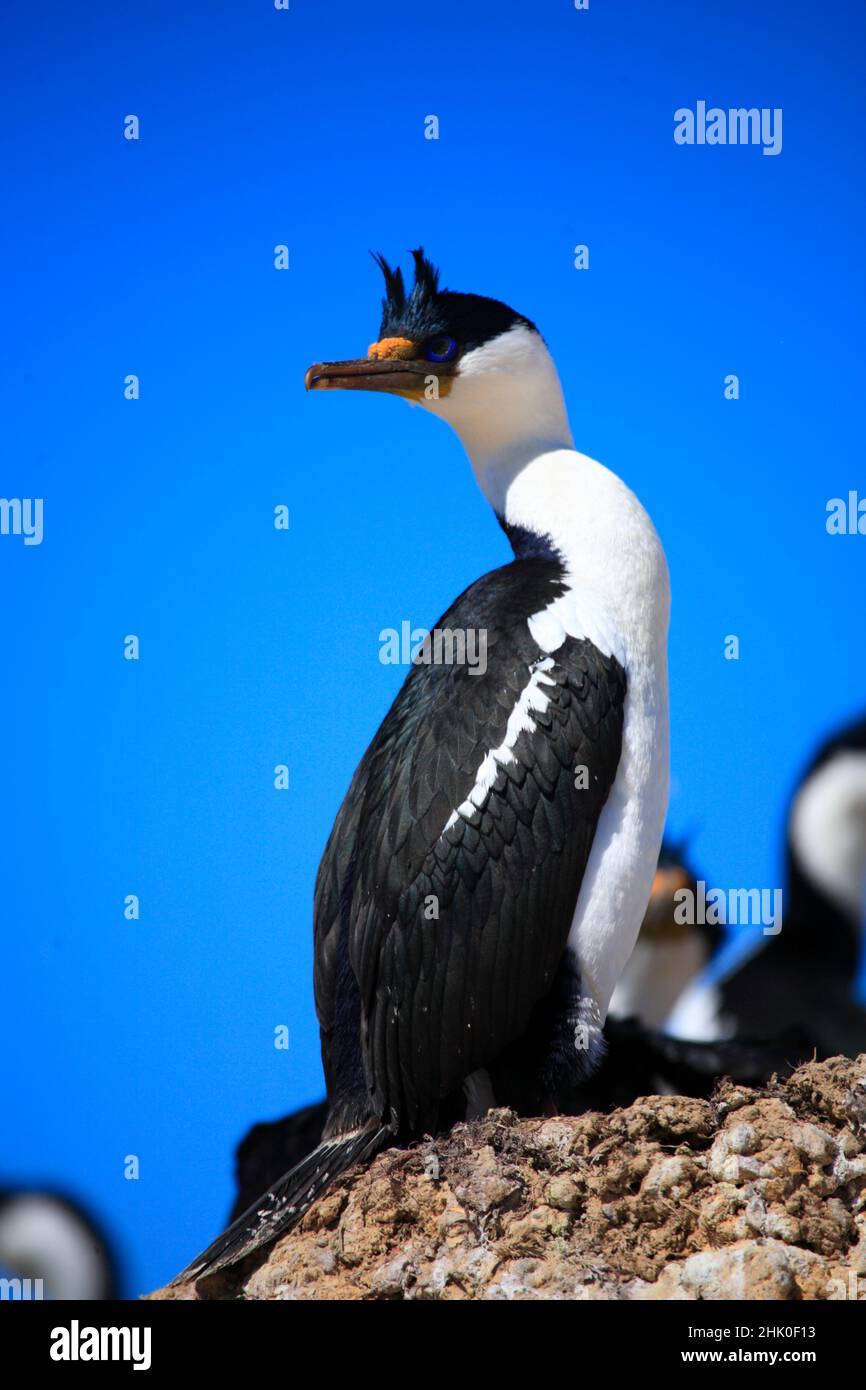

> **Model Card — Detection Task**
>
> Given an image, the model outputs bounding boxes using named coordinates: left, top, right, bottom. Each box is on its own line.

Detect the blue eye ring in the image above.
left=423, top=335, right=459, bottom=364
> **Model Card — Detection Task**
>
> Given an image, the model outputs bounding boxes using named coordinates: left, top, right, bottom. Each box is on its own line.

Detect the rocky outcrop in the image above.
left=152, top=1054, right=866, bottom=1301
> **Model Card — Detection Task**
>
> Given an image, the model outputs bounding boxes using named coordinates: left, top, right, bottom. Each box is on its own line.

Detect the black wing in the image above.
left=315, top=556, right=626, bottom=1134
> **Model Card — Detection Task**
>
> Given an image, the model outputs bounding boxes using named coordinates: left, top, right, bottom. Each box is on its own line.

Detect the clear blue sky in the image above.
left=3, top=1, right=864, bottom=1296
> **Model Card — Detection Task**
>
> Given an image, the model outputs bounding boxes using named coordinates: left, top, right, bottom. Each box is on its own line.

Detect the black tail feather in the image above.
left=173, top=1122, right=390, bottom=1284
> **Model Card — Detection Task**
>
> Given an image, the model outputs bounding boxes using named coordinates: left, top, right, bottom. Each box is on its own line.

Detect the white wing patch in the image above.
left=528, top=584, right=623, bottom=665
left=442, top=657, right=557, bottom=834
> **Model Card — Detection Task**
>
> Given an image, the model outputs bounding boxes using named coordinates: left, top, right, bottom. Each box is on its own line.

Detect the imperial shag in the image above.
left=177, top=249, right=671, bottom=1281
left=0, top=1190, right=118, bottom=1300
left=609, top=841, right=723, bottom=1031
left=716, top=712, right=866, bottom=1051
left=668, top=712, right=866, bottom=1053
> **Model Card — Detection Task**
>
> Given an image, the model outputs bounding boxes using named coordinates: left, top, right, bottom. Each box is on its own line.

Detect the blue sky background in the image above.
left=2, top=0, right=864, bottom=1297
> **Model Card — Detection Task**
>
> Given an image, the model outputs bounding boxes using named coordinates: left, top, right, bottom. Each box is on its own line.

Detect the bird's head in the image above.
left=305, top=249, right=572, bottom=469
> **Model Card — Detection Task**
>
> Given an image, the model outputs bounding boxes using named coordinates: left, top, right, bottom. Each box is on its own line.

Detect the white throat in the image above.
left=423, top=323, right=574, bottom=497
left=423, top=323, right=670, bottom=673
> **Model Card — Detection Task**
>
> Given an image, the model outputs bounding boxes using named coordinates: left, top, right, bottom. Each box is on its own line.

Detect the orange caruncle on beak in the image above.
left=305, top=336, right=455, bottom=397
left=366, top=337, right=418, bottom=360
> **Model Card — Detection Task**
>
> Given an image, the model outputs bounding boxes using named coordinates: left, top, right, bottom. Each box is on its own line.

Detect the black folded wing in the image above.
left=315, top=556, right=626, bottom=1134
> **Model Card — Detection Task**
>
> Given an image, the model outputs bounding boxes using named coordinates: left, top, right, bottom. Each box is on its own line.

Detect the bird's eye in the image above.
left=423, top=335, right=459, bottom=364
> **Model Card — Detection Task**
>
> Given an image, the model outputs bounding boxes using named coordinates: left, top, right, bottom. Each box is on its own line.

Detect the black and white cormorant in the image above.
left=0, top=1189, right=119, bottom=1300
left=668, top=712, right=866, bottom=1054
left=609, top=840, right=723, bottom=1031
left=177, top=249, right=671, bottom=1281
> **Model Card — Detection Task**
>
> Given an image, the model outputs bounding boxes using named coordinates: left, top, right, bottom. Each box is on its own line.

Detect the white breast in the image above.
left=609, top=932, right=708, bottom=1030
left=510, top=451, right=671, bottom=1019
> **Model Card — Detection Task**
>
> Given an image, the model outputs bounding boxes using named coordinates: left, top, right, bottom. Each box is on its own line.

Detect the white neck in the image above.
left=423, top=323, right=670, bottom=671
left=429, top=326, right=574, bottom=502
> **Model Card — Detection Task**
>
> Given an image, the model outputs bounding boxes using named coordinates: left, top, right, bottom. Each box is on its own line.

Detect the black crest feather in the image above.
left=370, top=251, right=407, bottom=321
left=370, top=247, right=537, bottom=349
left=409, top=247, right=440, bottom=302
left=371, top=246, right=441, bottom=336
